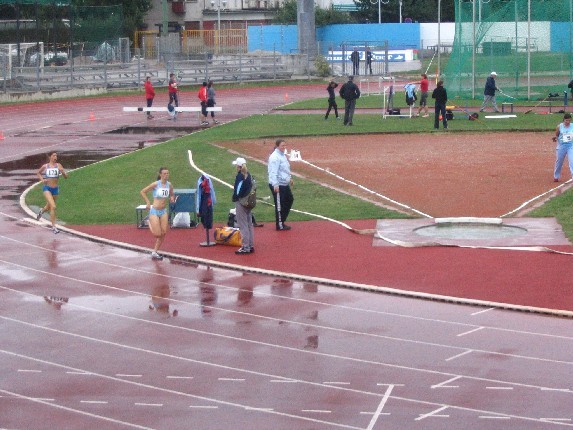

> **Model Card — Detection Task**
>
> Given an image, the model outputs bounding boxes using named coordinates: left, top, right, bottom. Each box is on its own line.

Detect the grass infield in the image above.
left=25, top=92, right=573, bottom=240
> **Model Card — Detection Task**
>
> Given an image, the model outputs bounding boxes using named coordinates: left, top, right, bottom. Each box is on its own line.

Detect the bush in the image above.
left=314, top=55, right=331, bottom=77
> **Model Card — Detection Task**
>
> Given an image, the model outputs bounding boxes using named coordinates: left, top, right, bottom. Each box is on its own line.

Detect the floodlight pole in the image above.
left=437, top=0, right=441, bottom=79
left=161, top=0, right=168, bottom=36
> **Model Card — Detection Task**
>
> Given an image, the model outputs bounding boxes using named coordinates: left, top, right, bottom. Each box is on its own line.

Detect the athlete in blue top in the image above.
left=140, top=167, right=174, bottom=260
left=552, top=112, right=573, bottom=182
left=36, top=152, right=68, bottom=234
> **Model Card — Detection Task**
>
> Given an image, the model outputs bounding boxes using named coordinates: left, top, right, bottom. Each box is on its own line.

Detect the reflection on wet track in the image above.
left=0, top=89, right=572, bottom=429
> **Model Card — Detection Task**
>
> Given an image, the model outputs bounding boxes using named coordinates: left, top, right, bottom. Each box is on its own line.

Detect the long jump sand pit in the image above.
left=218, top=131, right=568, bottom=218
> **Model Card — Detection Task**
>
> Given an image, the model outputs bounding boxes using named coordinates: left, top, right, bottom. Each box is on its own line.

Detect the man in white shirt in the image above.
left=267, top=139, right=294, bottom=231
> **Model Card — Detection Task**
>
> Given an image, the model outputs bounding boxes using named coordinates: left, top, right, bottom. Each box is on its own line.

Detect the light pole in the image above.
left=211, top=0, right=227, bottom=51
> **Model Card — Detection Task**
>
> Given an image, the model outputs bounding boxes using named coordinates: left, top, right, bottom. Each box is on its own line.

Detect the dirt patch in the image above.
left=218, top=132, right=570, bottom=218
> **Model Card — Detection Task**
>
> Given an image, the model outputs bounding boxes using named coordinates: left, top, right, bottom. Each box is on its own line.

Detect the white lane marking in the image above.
left=189, top=405, right=218, bottom=409
left=324, top=382, right=351, bottom=385
left=479, top=416, right=511, bottom=419
left=486, top=386, right=514, bottom=390
left=17, top=369, right=42, bottom=373
left=66, top=371, right=92, bottom=375
left=445, top=350, right=473, bottom=362
left=116, top=374, right=142, bottom=378
left=1, top=237, right=572, bottom=343
left=541, top=418, right=573, bottom=423
left=270, top=379, right=297, bottom=383
left=218, top=378, right=245, bottom=382
left=134, top=403, right=163, bottom=407
left=2, top=274, right=571, bottom=372
left=81, top=400, right=109, bottom=404
left=3, top=347, right=569, bottom=427
left=471, top=307, right=495, bottom=316
left=2, top=299, right=572, bottom=395
left=366, top=385, right=394, bottom=430
left=431, top=376, right=462, bottom=389
left=457, top=327, right=484, bottom=337
left=415, top=405, right=449, bottom=421
left=302, top=410, right=332, bottom=414
left=0, top=349, right=364, bottom=430
left=166, top=376, right=194, bottom=380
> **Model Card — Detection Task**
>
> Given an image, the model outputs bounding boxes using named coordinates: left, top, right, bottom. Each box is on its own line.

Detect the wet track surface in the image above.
left=0, top=86, right=572, bottom=429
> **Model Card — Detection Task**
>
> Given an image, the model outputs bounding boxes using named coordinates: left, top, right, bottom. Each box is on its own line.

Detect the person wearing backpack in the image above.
left=232, top=157, right=255, bottom=254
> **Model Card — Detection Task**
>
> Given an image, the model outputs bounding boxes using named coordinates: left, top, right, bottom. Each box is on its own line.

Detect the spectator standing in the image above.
left=232, top=157, right=255, bottom=254
left=480, top=71, right=500, bottom=112
left=432, top=80, right=448, bottom=129
left=339, top=75, right=361, bottom=126
left=552, top=112, right=573, bottom=182
left=207, top=80, right=220, bottom=125
left=416, top=73, right=430, bottom=117
left=365, top=48, right=373, bottom=75
left=268, top=139, right=294, bottom=231
left=324, top=81, right=339, bottom=120
left=196, top=173, right=217, bottom=245
left=144, top=76, right=155, bottom=119
left=168, top=73, right=179, bottom=117
left=350, top=47, right=360, bottom=75
left=198, top=81, right=209, bottom=126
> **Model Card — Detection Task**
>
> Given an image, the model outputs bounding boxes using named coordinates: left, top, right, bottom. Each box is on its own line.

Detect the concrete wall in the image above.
left=0, top=87, right=106, bottom=104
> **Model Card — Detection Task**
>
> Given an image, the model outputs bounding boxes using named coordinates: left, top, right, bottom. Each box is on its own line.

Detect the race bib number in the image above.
left=156, top=188, right=170, bottom=198
left=45, top=168, right=59, bottom=178
left=563, top=133, right=573, bottom=143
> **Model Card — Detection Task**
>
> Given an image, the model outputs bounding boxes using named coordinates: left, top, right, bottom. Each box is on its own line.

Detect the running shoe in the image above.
left=151, top=251, right=163, bottom=260
left=52, top=227, right=59, bottom=234
left=36, top=208, right=45, bottom=220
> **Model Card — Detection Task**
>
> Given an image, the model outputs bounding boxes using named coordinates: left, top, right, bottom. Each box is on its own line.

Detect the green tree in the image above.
left=274, top=0, right=357, bottom=25
left=354, top=0, right=455, bottom=24
left=72, top=0, right=152, bottom=37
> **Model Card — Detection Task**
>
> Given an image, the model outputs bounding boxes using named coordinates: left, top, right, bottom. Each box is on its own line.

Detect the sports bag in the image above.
left=238, top=176, right=257, bottom=209
left=214, top=226, right=242, bottom=246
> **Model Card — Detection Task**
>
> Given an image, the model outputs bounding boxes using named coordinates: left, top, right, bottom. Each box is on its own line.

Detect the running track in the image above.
left=0, top=84, right=572, bottom=429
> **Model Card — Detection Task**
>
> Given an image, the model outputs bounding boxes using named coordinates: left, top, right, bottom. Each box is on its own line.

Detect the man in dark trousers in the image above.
left=431, top=80, right=448, bottom=129
left=350, top=47, right=360, bottom=75
left=365, top=48, right=373, bottom=75
left=339, top=75, right=361, bottom=126
left=480, top=71, right=500, bottom=112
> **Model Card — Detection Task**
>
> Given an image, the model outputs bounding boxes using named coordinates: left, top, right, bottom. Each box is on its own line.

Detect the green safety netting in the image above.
left=444, top=0, right=573, bottom=100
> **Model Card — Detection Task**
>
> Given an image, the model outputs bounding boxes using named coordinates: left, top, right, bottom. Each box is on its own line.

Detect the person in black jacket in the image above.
left=324, top=81, right=339, bottom=120
left=350, top=48, right=360, bottom=75
left=431, top=80, right=448, bottom=129
left=339, top=76, right=361, bottom=126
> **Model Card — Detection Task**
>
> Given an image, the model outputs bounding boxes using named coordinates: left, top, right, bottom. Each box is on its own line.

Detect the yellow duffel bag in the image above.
left=214, top=226, right=242, bottom=247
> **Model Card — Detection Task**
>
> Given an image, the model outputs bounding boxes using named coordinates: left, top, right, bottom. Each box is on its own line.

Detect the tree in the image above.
left=72, top=0, right=152, bottom=37
left=274, top=0, right=357, bottom=25
left=354, top=0, right=455, bottom=24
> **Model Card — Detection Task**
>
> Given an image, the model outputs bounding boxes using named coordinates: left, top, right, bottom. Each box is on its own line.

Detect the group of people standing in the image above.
left=143, top=75, right=219, bottom=125
left=136, top=138, right=294, bottom=259
left=350, top=47, right=373, bottom=76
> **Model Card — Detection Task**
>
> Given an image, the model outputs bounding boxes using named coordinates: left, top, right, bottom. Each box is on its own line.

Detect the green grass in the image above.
left=25, top=98, right=573, bottom=240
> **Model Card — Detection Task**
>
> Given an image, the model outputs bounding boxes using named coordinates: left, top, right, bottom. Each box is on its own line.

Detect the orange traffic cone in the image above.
left=0, top=130, right=4, bottom=140
left=89, top=112, right=95, bottom=121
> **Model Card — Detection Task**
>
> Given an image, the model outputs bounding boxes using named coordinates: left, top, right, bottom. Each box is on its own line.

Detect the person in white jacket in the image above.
left=267, top=139, right=294, bottom=231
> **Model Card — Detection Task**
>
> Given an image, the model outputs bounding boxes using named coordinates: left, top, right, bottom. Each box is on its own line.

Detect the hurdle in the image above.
left=123, top=107, right=222, bottom=113
left=382, top=85, right=413, bottom=119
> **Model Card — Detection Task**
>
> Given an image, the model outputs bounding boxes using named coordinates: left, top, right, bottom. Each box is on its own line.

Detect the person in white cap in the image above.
left=232, top=157, right=255, bottom=254
left=480, top=71, right=500, bottom=112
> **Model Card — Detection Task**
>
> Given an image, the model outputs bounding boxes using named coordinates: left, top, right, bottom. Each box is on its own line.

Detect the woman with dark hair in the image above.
left=552, top=112, right=573, bottom=182
left=140, top=167, right=174, bottom=260
left=36, top=152, right=68, bottom=234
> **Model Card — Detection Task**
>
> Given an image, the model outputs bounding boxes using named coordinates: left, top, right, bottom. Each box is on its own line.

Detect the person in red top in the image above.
left=198, top=81, right=208, bottom=126
left=144, top=76, right=155, bottom=119
left=415, top=73, right=430, bottom=117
